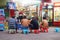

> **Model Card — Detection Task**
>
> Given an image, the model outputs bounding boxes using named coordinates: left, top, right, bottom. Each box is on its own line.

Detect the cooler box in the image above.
left=0, top=24, right=4, bottom=31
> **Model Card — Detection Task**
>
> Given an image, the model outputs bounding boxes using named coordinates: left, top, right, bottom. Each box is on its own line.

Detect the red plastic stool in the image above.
left=34, top=30, right=40, bottom=34
left=43, top=28, right=48, bottom=32
left=41, top=28, right=44, bottom=32
left=45, top=28, right=48, bottom=32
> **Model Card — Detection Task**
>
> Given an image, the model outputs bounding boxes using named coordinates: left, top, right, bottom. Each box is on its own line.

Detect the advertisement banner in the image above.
left=0, top=9, right=5, bottom=16
left=7, top=2, right=16, bottom=9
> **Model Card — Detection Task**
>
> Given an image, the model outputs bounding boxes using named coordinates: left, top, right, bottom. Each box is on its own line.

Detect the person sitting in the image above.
left=21, top=16, right=30, bottom=30
left=40, top=17, right=49, bottom=32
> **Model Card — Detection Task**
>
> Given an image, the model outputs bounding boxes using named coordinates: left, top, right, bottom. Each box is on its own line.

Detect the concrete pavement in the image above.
left=0, top=27, right=60, bottom=40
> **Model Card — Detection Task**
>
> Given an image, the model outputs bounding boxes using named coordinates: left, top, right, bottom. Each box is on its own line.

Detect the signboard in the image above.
left=54, top=2, right=60, bottom=6
left=43, top=0, right=51, bottom=3
left=7, top=2, right=16, bottom=9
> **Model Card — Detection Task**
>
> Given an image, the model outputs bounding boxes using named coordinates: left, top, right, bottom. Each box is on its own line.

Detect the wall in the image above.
left=0, top=0, right=8, bottom=6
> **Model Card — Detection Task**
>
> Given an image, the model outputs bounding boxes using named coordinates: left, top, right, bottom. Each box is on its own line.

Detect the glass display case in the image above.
left=48, top=5, right=53, bottom=22
left=54, top=7, right=60, bottom=22
left=54, top=2, right=60, bottom=22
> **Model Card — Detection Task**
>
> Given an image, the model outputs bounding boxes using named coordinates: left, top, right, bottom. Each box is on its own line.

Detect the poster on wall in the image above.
left=0, top=9, right=5, bottom=21
left=54, top=7, right=60, bottom=22
left=7, top=2, right=16, bottom=9
left=0, top=9, right=5, bottom=16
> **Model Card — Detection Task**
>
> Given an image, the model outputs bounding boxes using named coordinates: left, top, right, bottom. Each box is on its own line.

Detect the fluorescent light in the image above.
left=13, top=0, right=41, bottom=6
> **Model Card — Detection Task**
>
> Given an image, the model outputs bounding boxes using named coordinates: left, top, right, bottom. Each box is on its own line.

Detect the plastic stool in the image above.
left=55, top=28, right=60, bottom=32
left=34, top=30, right=39, bottom=34
left=22, top=29, right=29, bottom=34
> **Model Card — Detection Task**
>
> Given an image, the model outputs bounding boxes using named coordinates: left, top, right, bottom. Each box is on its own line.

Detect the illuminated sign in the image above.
left=54, top=2, right=60, bottom=6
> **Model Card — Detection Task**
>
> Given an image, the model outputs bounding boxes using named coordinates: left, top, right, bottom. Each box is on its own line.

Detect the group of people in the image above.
left=7, top=9, right=49, bottom=33
left=7, top=16, right=49, bottom=33
left=8, top=14, right=39, bottom=33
